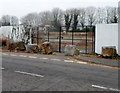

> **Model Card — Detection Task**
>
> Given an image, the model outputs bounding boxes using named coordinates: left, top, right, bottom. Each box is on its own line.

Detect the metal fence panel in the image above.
left=32, top=26, right=95, bottom=54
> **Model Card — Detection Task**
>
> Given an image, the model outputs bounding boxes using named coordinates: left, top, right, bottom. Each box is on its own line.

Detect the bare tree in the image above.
left=21, top=13, right=39, bottom=26
left=79, top=8, right=86, bottom=28
left=86, top=7, right=96, bottom=26
left=96, top=7, right=106, bottom=24
left=0, top=19, right=2, bottom=26
left=64, top=9, right=73, bottom=32
left=110, top=7, right=118, bottom=23
left=105, top=7, right=112, bottom=24
left=104, top=7, right=118, bottom=24
left=71, top=8, right=80, bottom=30
left=118, top=5, right=120, bottom=23
left=51, top=8, right=63, bottom=30
left=1, top=15, right=11, bottom=26
left=11, top=16, right=19, bottom=26
left=39, top=11, right=52, bottom=26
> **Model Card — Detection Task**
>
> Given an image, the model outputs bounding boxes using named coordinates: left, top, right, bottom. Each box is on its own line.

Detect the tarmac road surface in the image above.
left=1, top=52, right=119, bottom=91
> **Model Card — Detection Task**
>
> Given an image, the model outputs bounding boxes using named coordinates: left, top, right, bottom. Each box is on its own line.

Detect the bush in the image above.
left=0, top=38, right=8, bottom=46
left=8, top=41, right=26, bottom=51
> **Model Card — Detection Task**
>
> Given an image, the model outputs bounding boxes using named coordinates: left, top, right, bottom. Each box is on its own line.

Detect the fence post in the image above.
left=37, top=27, right=39, bottom=45
left=72, top=28, right=74, bottom=45
left=85, top=26, right=88, bottom=54
left=29, top=25, right=32, bottom=44
left=59, top=26, right=62, bottom=53
left=93, top=26, right=95, bottom=52
left=47, top=27, right=49, bottom=42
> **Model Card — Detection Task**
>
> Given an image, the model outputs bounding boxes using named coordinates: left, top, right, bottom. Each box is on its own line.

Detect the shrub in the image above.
left=8, top=41, right=26, bottom=51
left=0, top=38, right=8, bottom=46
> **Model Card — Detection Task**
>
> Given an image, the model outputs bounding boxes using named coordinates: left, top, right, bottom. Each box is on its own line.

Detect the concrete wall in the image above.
left=95, top=24, right=119, bottom=55
left=0, top=26, right=13, bottom=38
left=118, top=2, right=120, bottom=56
left=0, top=26, right=24, bottom=42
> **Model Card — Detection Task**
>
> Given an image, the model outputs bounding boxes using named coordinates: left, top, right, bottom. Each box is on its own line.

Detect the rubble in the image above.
left=25, top=44, right=38, bottom=53
left=102, top=46, right=117, bottom=57
left=64, top=45, right=79, bottom=56
left=38, top=42, right=53, bottom=54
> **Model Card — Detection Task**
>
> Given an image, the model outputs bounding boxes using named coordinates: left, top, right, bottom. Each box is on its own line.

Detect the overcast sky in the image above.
left=0, top=0, right=119, bottom=18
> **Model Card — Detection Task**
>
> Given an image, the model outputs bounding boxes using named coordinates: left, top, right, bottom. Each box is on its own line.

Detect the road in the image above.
left=1, top=52, right=119, bottom=91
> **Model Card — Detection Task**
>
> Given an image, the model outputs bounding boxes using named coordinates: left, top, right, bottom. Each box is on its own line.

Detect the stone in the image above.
left=102, top=46, right=117, bottom=57
left=25, top=44, right=38, bottom=53
left=38, top=42, right=53, bottom=54
left=64, top=45, right=80, bottom=56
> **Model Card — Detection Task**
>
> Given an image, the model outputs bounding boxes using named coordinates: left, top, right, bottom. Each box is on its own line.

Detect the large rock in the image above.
left=25, top=44, right=38, bottom=53
left=64, top=45, right=79, bottom=56
left=102, top=46, right=117, bottom=57
left=38, top=42, right=53, bottom=54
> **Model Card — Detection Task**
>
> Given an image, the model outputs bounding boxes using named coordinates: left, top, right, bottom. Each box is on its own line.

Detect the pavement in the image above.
left=75, top=55, right=119, bottom=68
left=54, top=52, right=120, bottom=68
left=1, top=52, right=119, bottom=91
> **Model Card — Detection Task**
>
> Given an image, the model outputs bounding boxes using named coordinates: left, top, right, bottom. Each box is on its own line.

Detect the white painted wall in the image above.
left=0, top=26, right=13, bottom=38
left=0, top=26, right=24, bottom=42
left=118, top=2, right=120, bottom=56
left=95, top=24, right=119, bottom=55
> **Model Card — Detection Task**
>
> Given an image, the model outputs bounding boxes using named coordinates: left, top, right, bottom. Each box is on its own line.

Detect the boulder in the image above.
left=25, top=44, right=38, bottom=53
left=102, top=46, right=117, bottom=57
left=38, top=42, right=53, bottom=54
left=64, top=45, right=80, bottom=56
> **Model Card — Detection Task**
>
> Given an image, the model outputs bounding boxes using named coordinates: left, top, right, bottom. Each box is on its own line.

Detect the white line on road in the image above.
left=2, top=53, right=8, bottom=55
left=14, top=71, right=44, bottom=77
left=28, top=56, right=37, bottom=59
left=22, top=56, right=27, bottom=57
left=92, top=85, right=108, bottom=90
left=76, top=61, right=88, bottom=64
left=92, top=85, right=120, bottom=91
left=109, top=88, right=120, bottom=91
left=50, top=59, right=61, bottom=61
left=19, top=55, right=27, bottom=57
left=40, top=58, right=48, bottom=60
left=64, top=60, right=74, bottom=63
left=0, top=68, right=5, bottom=70
left=10, top=54, right=17, bottom=56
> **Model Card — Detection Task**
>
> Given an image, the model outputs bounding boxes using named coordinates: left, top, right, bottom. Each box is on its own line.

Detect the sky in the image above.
left=0, top=0, right=119, bottom=19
